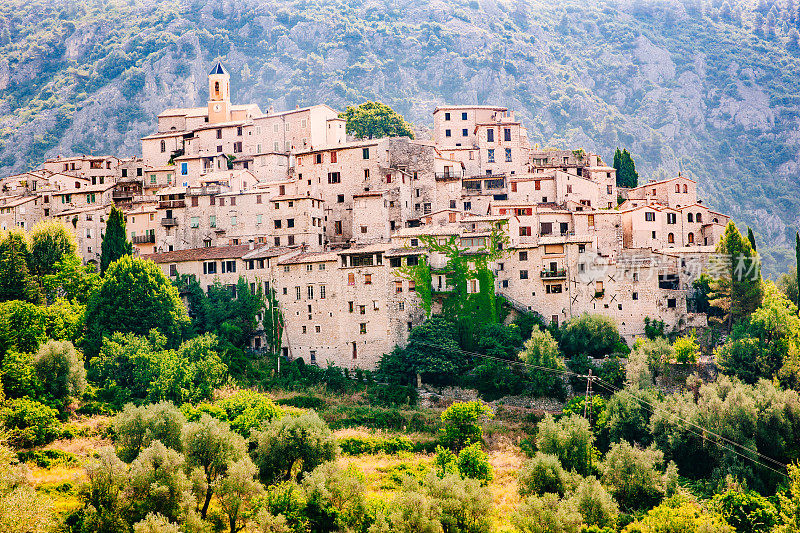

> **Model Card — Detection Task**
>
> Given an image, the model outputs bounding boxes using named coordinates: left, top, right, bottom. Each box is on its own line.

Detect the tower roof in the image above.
left=209, top=62, right=228, bottom=75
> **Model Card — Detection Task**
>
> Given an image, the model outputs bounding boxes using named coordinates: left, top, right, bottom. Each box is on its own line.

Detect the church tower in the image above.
left=207, top=62, right=231, bottom=124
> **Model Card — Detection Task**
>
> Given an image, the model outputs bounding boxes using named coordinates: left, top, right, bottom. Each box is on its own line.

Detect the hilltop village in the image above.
left=0, top=63, right=730, bottom=369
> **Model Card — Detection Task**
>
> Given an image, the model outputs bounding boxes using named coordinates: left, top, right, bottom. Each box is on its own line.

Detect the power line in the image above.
left=412, top=340, right=788, bottom=477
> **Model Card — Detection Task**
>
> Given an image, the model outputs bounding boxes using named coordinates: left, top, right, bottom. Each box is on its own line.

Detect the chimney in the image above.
left=296, top=104, right=300, bottom=110
left=248, top=238, right=255, bottom=250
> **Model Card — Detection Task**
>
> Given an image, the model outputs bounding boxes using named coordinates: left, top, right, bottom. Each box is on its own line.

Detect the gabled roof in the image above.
left=209, top=62, right=228, bottom=75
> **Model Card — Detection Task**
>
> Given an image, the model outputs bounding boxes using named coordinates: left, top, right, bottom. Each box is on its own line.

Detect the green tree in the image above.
left=796, top=231, right=800, bottom=308
left=182, top=414, right=247, bottom=518
left=34, top=339, right=86, bottom=403
left=0, top=231, right=41, bottom=304
left=133, top=514, right=183, bottom=533
left=79, top=446, right=130, bottom=533
left=512, top=492, right=582, bottom=533
left=250, top=411, right=337, bottom=484
left=440, top=400, right=494, bottom=451
left=302, top=462, right=369, bottom=533
left=84, top=256, right=189, bottom=358
left=536, top=414, right=594, bottom=476
left=778, top=267, right=799, bottom=309
left=568, top=476, right=618, bottom=530
left=747, top=227, right=757, bottom=251
left=126, top=440, right=191, bottom=524
left=456, top=442, right=494, bottom=485
left=29, top=220, right=79, bottom=279
left=339, top=101, right=414, bottom=139
left=602, top=441, right=670, bottom=512
left=0, top=397, right=61, bottom=448
left=613, top=148, right=639, bottom=188
left=215, top=389, right=283, bottom=436
left=113, top=401, right=187, bottom=462
left=518, top=325, right=566, bottom=398
left=100, top=207, right=133, bottom=275
left=0, top=444, right=57, bottom=533
left=403, top=316, right=464, bottom=383
left=215, top=457, right=263, bottom=533
left=560, top=313, right=621, bottom=360
left=709, top=221, right=763, bottom=331
left=517, top=453, right=567, bottom=497
left=42, top=254, right=101, bottom=304
left=711, top=490, right=778, bottom=533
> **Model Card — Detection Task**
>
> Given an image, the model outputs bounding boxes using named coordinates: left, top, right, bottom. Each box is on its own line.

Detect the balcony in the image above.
left=435, top=171, right=464, bottom=181
left=132, top=234, right=155, bottom=244
left=112, top=190, right=135, bottom=200
left=540, top=269, right=567, bottom=279
left=158, top=200, right=186, bottom=209
left=161, top=217, right=178, bottom=227
left=594, top=290, right=605, bottom=299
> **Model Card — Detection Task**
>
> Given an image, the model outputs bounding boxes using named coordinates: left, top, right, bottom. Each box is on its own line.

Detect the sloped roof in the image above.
left=209, top=62, right=228, bottom=75
left=144, top=244, right=251, bottom=263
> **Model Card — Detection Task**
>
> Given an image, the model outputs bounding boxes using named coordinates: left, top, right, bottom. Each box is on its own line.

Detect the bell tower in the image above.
left=207, top=62, right=231, bottom=124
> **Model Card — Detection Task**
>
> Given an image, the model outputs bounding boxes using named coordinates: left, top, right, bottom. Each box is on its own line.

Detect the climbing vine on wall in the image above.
left=398, top=223, right=509, bottom=349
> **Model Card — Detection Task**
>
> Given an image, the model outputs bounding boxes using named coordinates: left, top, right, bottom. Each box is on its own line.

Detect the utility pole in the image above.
left=583, top=369, right=593, bottom=425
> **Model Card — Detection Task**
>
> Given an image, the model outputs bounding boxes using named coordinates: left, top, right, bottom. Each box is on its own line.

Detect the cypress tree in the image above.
left=613, top=148, right=623, bottom=186
left=0, top=231, right=42, bottom=303
left=100, top=207, right=133, bottom=275
left=747, top=227, right=757, bottom=252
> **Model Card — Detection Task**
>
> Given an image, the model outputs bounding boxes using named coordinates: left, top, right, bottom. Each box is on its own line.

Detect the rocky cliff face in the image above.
left=2, top=0, right=799, bottom=274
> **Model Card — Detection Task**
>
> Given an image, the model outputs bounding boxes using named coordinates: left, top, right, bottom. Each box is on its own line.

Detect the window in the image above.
left=410, top=238, right=419, bottom=247
left=209, top=215, right=216, bottom=228
left=360, top=323, right=367, bottom=334
left=216, top=129, right=222, bottom=139
left=540, top=222, right=553, bottom=235
left=445, top=129, right=452, bottom=137
left=181, top=162, right=188, bottom=175
left=359, top=305, right=366, bottom=315
left=203, top=261, right=217, bottom=274
left=645, top=211, right=656, bottom=222
left=444, top=112, right=451, bottom=121
left=334, top=221, right=342, bottom=235
left=256, top=214, right=262, bottom=225
left=461, top=112, right=467, bottom=120
left=274, top=220, right=282, bottom=229
left=667, top=298, right=677, bottom=308
left=519, top=226, right=532, bottom=237
left=464, top=201, right=471, bottom=211
left=520, top=270, right=529, bottom=279
left=216, top=145, right=222, bottom=153
left=504, top=128, right=511, bottom=141
left=230, top=216, right=237, bottom=226
left=632, top=292, right=639, bottom=300
left=696, top=213, right=702, bottom=223
left=348, top=273, right=355, bottom=286
left=221, top=260, right=236, bottom=273
left=362, top=147, right=370, bottom=159
left=546, top=284, right=562, bottom=294
left=360, top=226, right=367, bottom=234
left=487, top=129, right=494, bottom=142
left=607, top=185, right=613, bottom=194
left=688, top=213, right=694, bottom=222
left=462, top=128, right=468, bottom=136
left=319, top=285, right=326, bottom=299
left=328, top=172, right=341, bottom=184
left=348, top=301, right=354, bottom=313
left=395, top=281, right=403, bottom=293
left=190, top=216, right=199, bottom=228
left=487, top=149, right=495, bottom=163
left=667, top=212, right=676, bottom=224
left=688, top=232, right=695, bottom=244
left=505, top=148, right=512, bottom=162
left=668, top=233, right=675, bottom=243
left=287, top=218, right=294, bottom=228
left=307, top=285, right=314, bottom=299
left=519, top=251, right=528, bottom=261
left=364, top=273, right=372, bottom=285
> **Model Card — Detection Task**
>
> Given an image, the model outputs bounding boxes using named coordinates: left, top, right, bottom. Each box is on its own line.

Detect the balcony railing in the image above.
left=158, top=200, right=186, bottom=209
left=112, top=190, right=135, bottom=199
left=132, top=234, right=155, bottom=244
left=161, top=217, right=178, bottom=227
left=540, top=269, right=567, bottom=279
left=435, top=171, right=464, bottom=181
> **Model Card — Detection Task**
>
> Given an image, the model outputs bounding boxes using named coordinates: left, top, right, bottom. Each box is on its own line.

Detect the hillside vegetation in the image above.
left=3, top=0, right=800, bottom=273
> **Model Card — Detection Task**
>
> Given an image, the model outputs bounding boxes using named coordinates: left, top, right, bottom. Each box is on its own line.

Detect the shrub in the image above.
left=512, top=492, right=582, bottom=533
left=0, top=398, right=61, bottom=448
left=367, top=383, right=418, bottom=407
left=425, top=470, right=493, bottom=533
left=623, top=495, right=734, bottom=533
left=559, top=314, right=621, bottom=360
left=536, top=414, right=594, bottom=476
left=440, top=401, right=494, bottom=451
left=217, top=389, right=282, bottom=436
left=17, top=449, right=78, bottom=468
left=456, top=442, right=493, bottom=485
left=275, top=395, right=326, bottom=410
left=338, top=435, right=414, bottom=456
left=133, top=513, right=182, bottom=533
left=518, top=326, right=567, bottom=398
left=517, top=453, right=567, bottom=497
left=250, top=411, right=337, bottom=484
left=113, top=401, right=186, bottom=462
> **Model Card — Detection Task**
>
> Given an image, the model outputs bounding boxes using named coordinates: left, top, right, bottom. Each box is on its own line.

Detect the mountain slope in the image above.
left=2, top=0, right=800, bottom=275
